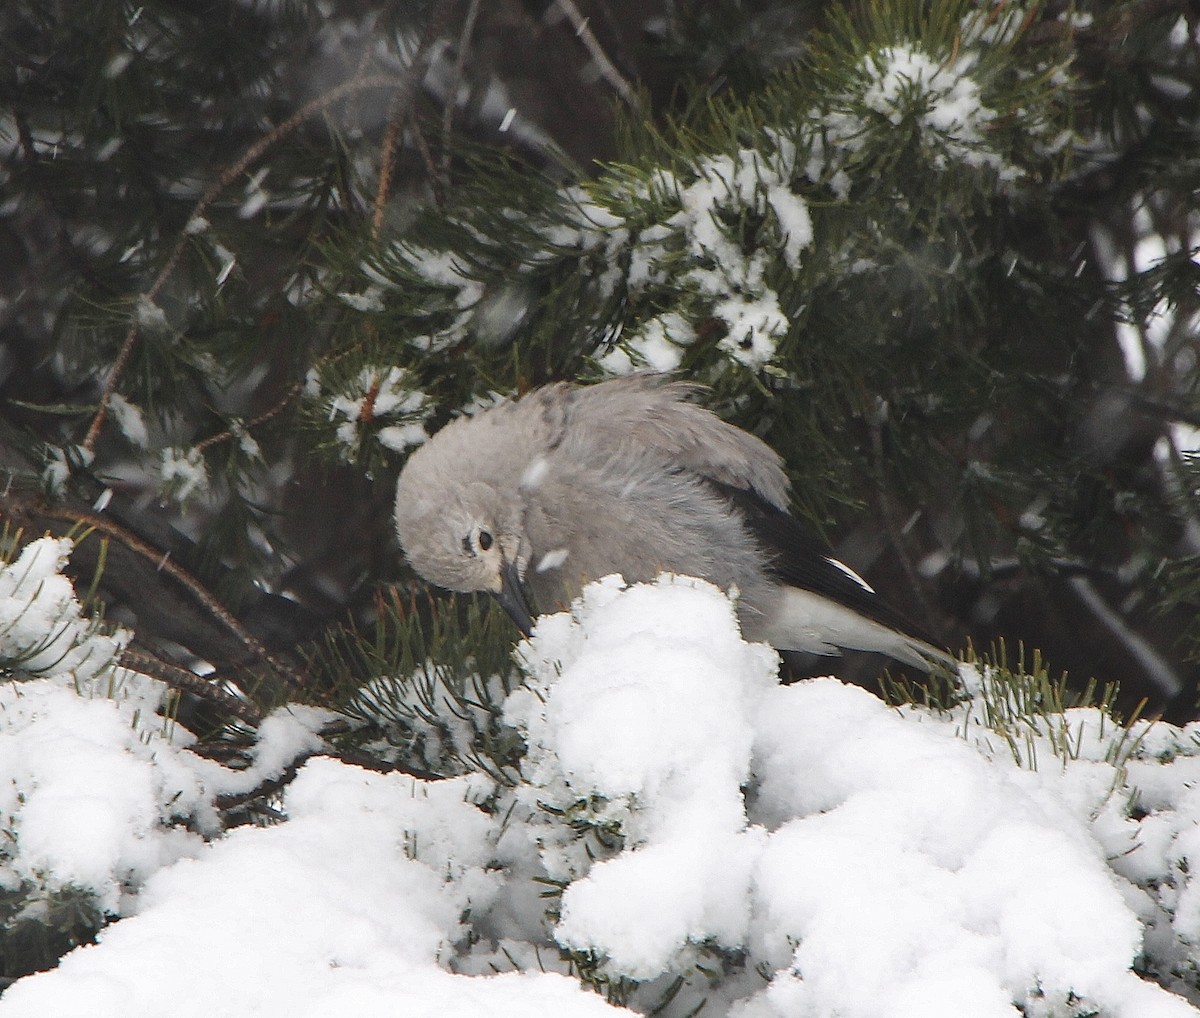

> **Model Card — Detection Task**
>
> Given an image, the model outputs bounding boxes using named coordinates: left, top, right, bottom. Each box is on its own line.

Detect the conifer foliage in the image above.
left=1, top=0, right=1200, bottom=1002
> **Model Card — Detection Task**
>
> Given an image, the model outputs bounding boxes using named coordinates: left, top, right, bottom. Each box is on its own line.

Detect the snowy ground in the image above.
left=1, top=539, right=1200, bottom=1016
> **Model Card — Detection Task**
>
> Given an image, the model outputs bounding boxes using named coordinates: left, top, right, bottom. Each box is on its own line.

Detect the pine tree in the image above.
left=1, top=0, right=1199, bottom=991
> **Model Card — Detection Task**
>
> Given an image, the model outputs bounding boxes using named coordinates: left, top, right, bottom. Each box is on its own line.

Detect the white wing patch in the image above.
left=536, top=548, right=570, bottom=573
left=824, top=556, right=875, bottom=593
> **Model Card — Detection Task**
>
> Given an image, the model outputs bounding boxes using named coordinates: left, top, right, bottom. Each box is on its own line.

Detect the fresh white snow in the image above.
left=105, top=393, right=149, bottom=448
left=862, top=45, right=1003, bottom=174
left=323, top=364, right=430, bottom=457
left=158, top=446, right=208, bottom=501
left=1, top=546, right=1199, bottom=1016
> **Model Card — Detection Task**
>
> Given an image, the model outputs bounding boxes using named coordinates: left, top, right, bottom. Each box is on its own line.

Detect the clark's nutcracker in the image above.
left=394, top=374, right=953, bottom=671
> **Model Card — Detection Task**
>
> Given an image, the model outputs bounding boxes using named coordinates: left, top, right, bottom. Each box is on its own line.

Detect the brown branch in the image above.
left=37, top=502, right=307, bottom=691
left=120, top=647, right=266, bottom=725
left=192, top=379, right=304, bottom=454
left=83, top=0, right=464, bottom=455
left=82, top=69, right=412, bottom=453
left=192, top=328, right=382, bottom=454
left=213, top=749, right=447, bottom=811
left=373, top=0, right=464, bottom=226
left=554, top=0, right=639, bottom=109
left=319, top=747, right=446, bottom=782
left=192, top=327, right=377, bottom=454
left=373, top=97, right=411, bottom=237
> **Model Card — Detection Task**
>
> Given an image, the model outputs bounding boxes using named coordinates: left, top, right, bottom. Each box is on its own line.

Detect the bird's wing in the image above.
left=555, top=374, right=792, bottom=510
left=715, top=482, right=952, bottom=663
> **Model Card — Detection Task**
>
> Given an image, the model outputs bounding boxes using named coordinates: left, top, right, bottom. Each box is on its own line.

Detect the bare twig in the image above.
left=407, top=115, right=445, bottom=209
left=373, top=0, right=465, bottom=228
left=192, top=326, right=385, bottom=455
left=1026, top=0, right=1186, bottom=49
left=554, top=0, right=639, bottom=109
left=1066, top=575, right=1184, bottom=699
left=192, top=380, right=305, bottom=454
left=119, top=647, right=266, bottom=725
left=440, top=0, right=483, bottom=183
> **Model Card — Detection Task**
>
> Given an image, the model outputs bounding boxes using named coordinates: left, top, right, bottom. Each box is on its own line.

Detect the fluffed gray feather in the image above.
left=393, top=374, right=953, bottom=671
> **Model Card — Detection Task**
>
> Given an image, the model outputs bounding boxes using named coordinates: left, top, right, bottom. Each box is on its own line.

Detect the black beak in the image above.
left=493, top=559, right=535, bottom=637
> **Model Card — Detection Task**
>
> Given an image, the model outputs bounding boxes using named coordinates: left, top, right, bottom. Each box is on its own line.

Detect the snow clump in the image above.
left=4, top=567, right=1200, bottom=1017
left=0, top=538, right=328, bottom=936
left=323, top=364, right=430, bottom=456
left=862, top=44, right=1013, bottom=178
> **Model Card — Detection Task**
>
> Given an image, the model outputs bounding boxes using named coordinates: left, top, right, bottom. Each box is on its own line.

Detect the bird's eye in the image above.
left=477, top=530, right=494, bottom=552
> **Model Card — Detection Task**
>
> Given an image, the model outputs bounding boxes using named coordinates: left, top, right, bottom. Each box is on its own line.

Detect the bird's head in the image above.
left=394, top=455, right=535, bottom=635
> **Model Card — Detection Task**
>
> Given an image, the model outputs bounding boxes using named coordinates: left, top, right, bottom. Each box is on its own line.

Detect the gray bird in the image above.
left=393, top=374, right=953, bottom=671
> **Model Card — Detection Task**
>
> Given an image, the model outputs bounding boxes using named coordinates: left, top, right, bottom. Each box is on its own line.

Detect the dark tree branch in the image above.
left=119, top=647, right=266, bottom=726
left=32, top=501, right=307, bottom=692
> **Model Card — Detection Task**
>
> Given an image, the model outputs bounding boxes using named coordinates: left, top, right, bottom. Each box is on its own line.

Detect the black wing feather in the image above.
left=712, top=482, right=945, bottom=649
